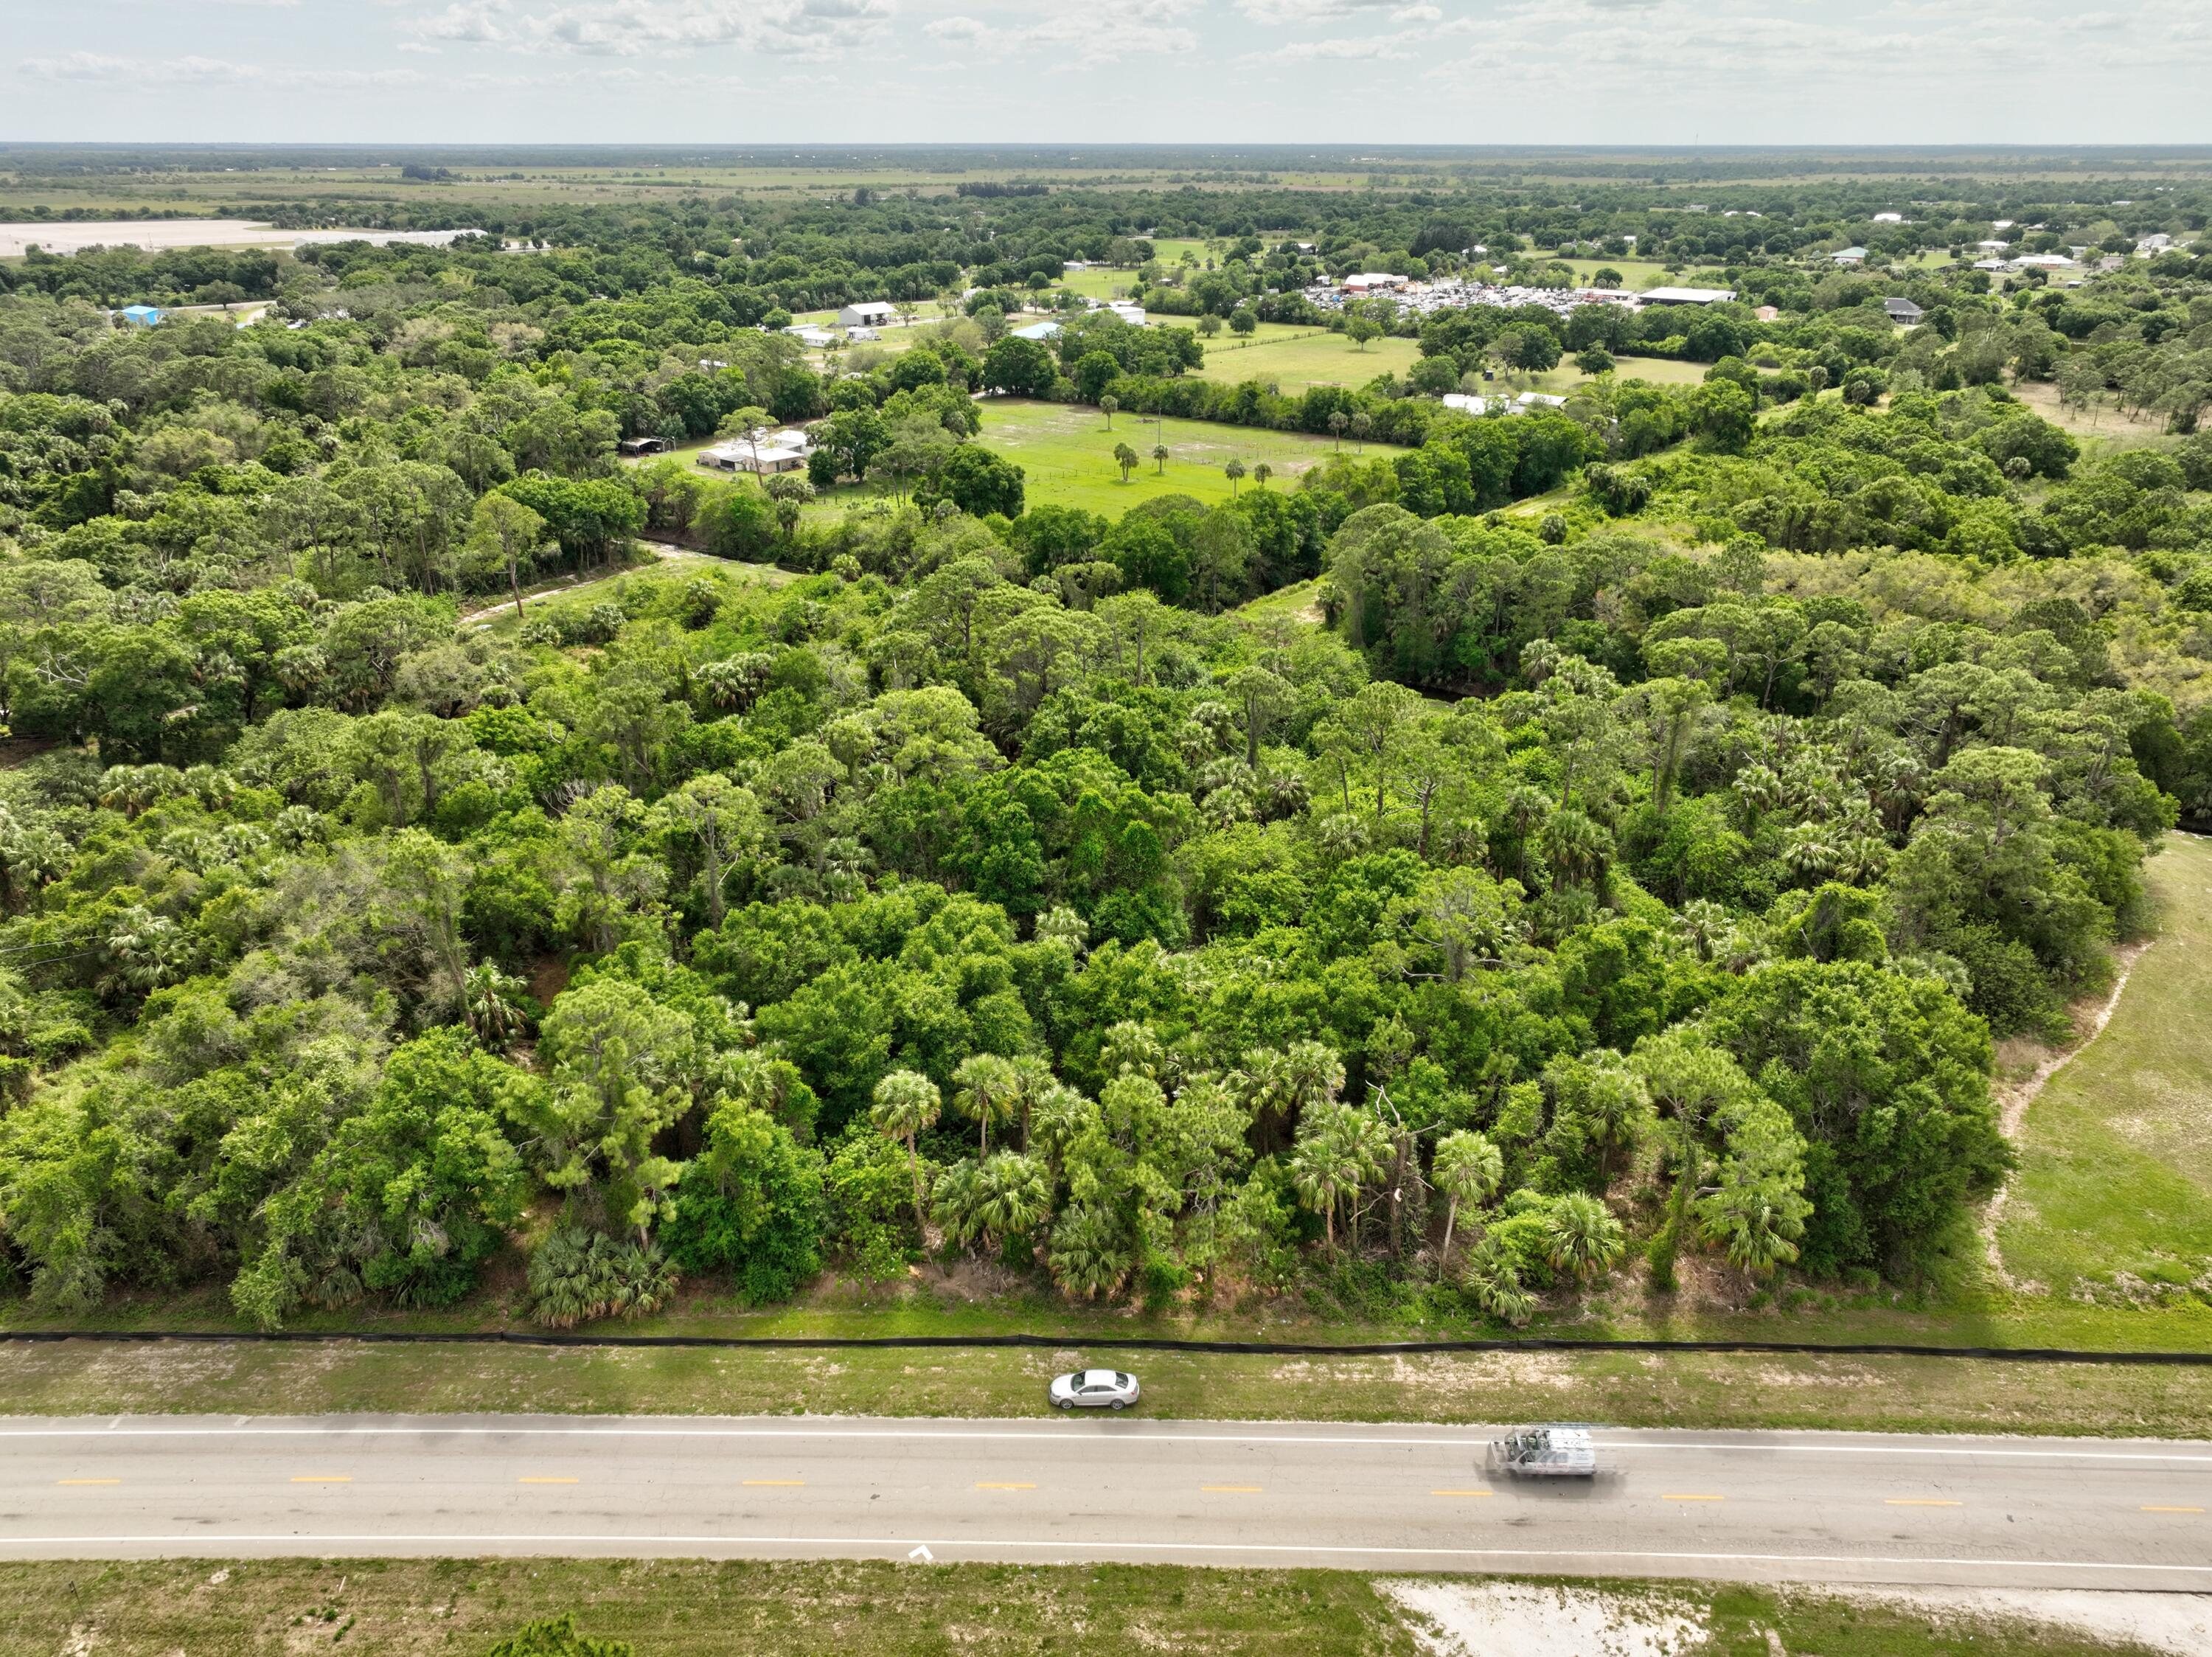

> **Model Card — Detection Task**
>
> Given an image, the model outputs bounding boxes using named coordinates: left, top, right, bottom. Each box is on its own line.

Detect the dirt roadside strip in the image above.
left=8, top=1328, right=2212, bottom=1365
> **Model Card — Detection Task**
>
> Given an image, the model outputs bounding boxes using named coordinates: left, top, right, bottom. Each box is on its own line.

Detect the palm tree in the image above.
left=952, top=1053, right=1020, bottom=1153
left=1349, top=411, right=1372, bottom=453
left=1224, top=458, right=1246, bottom=495
left=1251, top=462, right=1272, bottom=489
left=1580, top=1059, right=1650, bottom=1187
left=1100, top=394, right=1119, bottom=429
left=1291, top=1103, right=1388, bottom=1252
left=462, top=961, right=530, bottom=1050
left=1544, top=1192, right=1626, bottom=1282
left=1048, top=1203, right=1132, bottom=1299
left=970, top=1152, right=1051, bottom=1254
left=1327, top=411, right=1349, bottom=450
left=871, top=1069, right=942, bottom=1225
left=1697, top=1181, right=1806, bottom=1275
left=1431, top=1130, right=1503, bottom=1260
left=1006, top=1055, right=1056, bottom=1149
left=1151, top=442, right=1168, bottom=475
left=1113, top=442, right=1139, bottom=482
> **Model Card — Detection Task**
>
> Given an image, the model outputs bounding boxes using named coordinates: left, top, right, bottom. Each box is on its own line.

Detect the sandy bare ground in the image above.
left=1385, top=1580, right=2212, bottom=1656
left=1382, top=1580, right=1708, bottom=1657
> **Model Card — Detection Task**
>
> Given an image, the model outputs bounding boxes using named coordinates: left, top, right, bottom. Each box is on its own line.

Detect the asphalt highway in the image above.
left=2, top=1414, right=2209, bottom=1588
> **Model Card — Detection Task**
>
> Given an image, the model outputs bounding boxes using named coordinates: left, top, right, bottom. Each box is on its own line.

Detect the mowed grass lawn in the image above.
left=1195, top=324, right=1419, bottom=392
left=2000, top=833, right=2212, bottom=1298
left=975, top=397, right=1404, bottom=515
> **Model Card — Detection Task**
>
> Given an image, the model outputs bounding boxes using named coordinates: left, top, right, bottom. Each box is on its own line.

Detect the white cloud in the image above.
left=1258, top=31, right=1413, bottom=58
left=1231, top=0, right=1401, bottom=24
left=919, top=0, right=1196, bottom=60
left=20, top=52, right=427, bottom=88
left=405, top=0, right=894, bottom=58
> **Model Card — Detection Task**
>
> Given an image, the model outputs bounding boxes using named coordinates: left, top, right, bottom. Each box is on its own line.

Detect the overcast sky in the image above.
left=8, top=0, right=2212, bottom=145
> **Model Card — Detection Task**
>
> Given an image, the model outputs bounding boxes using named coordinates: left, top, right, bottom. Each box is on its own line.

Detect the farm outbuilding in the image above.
left=838, top=300, right=897, bottom=329
left=1639, top=286, right=1738, bottom=305
left=119, top=305, right=161, bottom=327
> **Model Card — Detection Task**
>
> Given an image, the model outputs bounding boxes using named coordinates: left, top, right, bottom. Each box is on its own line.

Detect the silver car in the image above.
left=1489, top=1425, right=1598, bottom=1476
left=1049, top=1368, right=1141, bottom=1410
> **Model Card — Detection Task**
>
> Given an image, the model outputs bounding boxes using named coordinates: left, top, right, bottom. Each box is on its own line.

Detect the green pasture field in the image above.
left=801, top=398, right=1403, bottom=521
left=2000, top=833, right=2212, bottom=1299
left=0, top=1560, right=2157, bottom=1657
left=1551, top=257, right=1673, bottom=288
left=1057, top=265, right=1143, bottom=300
left=1194, top=324, right=1419, bottom=392
left=1537, top=354, right=1714, bottom=390
left=970, top=397, right=1404, bottom=515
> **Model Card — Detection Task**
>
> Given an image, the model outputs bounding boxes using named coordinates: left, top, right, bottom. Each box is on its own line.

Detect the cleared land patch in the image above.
left=1999, top=833, right=2212, bottom=1302
left=1194, top=324, right=1421, bottom=392
left=969, top=397, right=1405, bottom=515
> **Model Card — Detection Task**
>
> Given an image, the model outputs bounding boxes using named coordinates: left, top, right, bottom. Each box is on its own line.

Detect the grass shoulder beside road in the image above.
left=0, top=1559, right=2164, bottom=1657
left=4, top=1335, right=2211, bottom=1438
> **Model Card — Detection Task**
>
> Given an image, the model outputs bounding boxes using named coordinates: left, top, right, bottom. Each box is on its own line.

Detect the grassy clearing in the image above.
left=0, top=1559, right=2165, bottom=1657
left=2000, top=833, right=2212, bottom=1300
left=1057, top=265, right=1143, bottom=300
left=970, top=398, right=1402, bottom=515
left=460, top=552, right=794, bottom=640
left=1194, top=325, right=1420, bottom=392
left=4, top=1336, right=2211, bottom=1437
left=2007, top=378, right=2174, bottom=448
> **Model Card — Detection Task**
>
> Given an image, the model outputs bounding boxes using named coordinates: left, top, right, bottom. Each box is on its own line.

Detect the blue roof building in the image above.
left=119, top=305, right=162, bottom=327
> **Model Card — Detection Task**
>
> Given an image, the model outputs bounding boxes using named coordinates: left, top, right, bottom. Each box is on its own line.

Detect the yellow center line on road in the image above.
left=1886, top=1498, right=1963, bottom=1507
left=291, top=1476, right=352, bottom=1484
left=2143, top=1505, right=2205, bottom=1513
left=975, top=1482, right=1037, bottom=1490
left=1201, top=1484, right=1264, bottom=1493
left=1661, top=1493, right=1725, bottom=1502
left=744, top=1480, right=806, bottom=1487
left=519, top=1477, right=580, bottom=1484
left=57, top=1479, right=120, bottom=1486
left=1431, top=1489, right=1493, bottom=1498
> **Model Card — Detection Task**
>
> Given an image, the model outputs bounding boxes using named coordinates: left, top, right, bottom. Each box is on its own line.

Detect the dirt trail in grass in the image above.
left=1983, top=832, right=2206, bottom=1287
left=1980, top=948, right=2149, bottom=1284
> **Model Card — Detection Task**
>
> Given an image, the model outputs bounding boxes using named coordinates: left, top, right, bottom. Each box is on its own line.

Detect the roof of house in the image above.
left=1640, top=286, right=1737, bottom=303
left=842, top=299, right=897, bottom=316
left=1010, top=320, right=1062, bottom=340
left=1832, top=247, right=1868, bottom=260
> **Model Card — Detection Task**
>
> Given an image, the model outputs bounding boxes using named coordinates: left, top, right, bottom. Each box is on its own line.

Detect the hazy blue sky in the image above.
left=8, top=0, right=2211, bottom=144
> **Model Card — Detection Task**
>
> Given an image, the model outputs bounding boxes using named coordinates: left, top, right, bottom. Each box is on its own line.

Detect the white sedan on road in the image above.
left=1049, top=1369, right=1141, bottom=1410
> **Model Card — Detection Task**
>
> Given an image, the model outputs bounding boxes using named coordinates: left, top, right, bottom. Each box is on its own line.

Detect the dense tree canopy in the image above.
left=0, top=176, right=2205, bottom=1331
